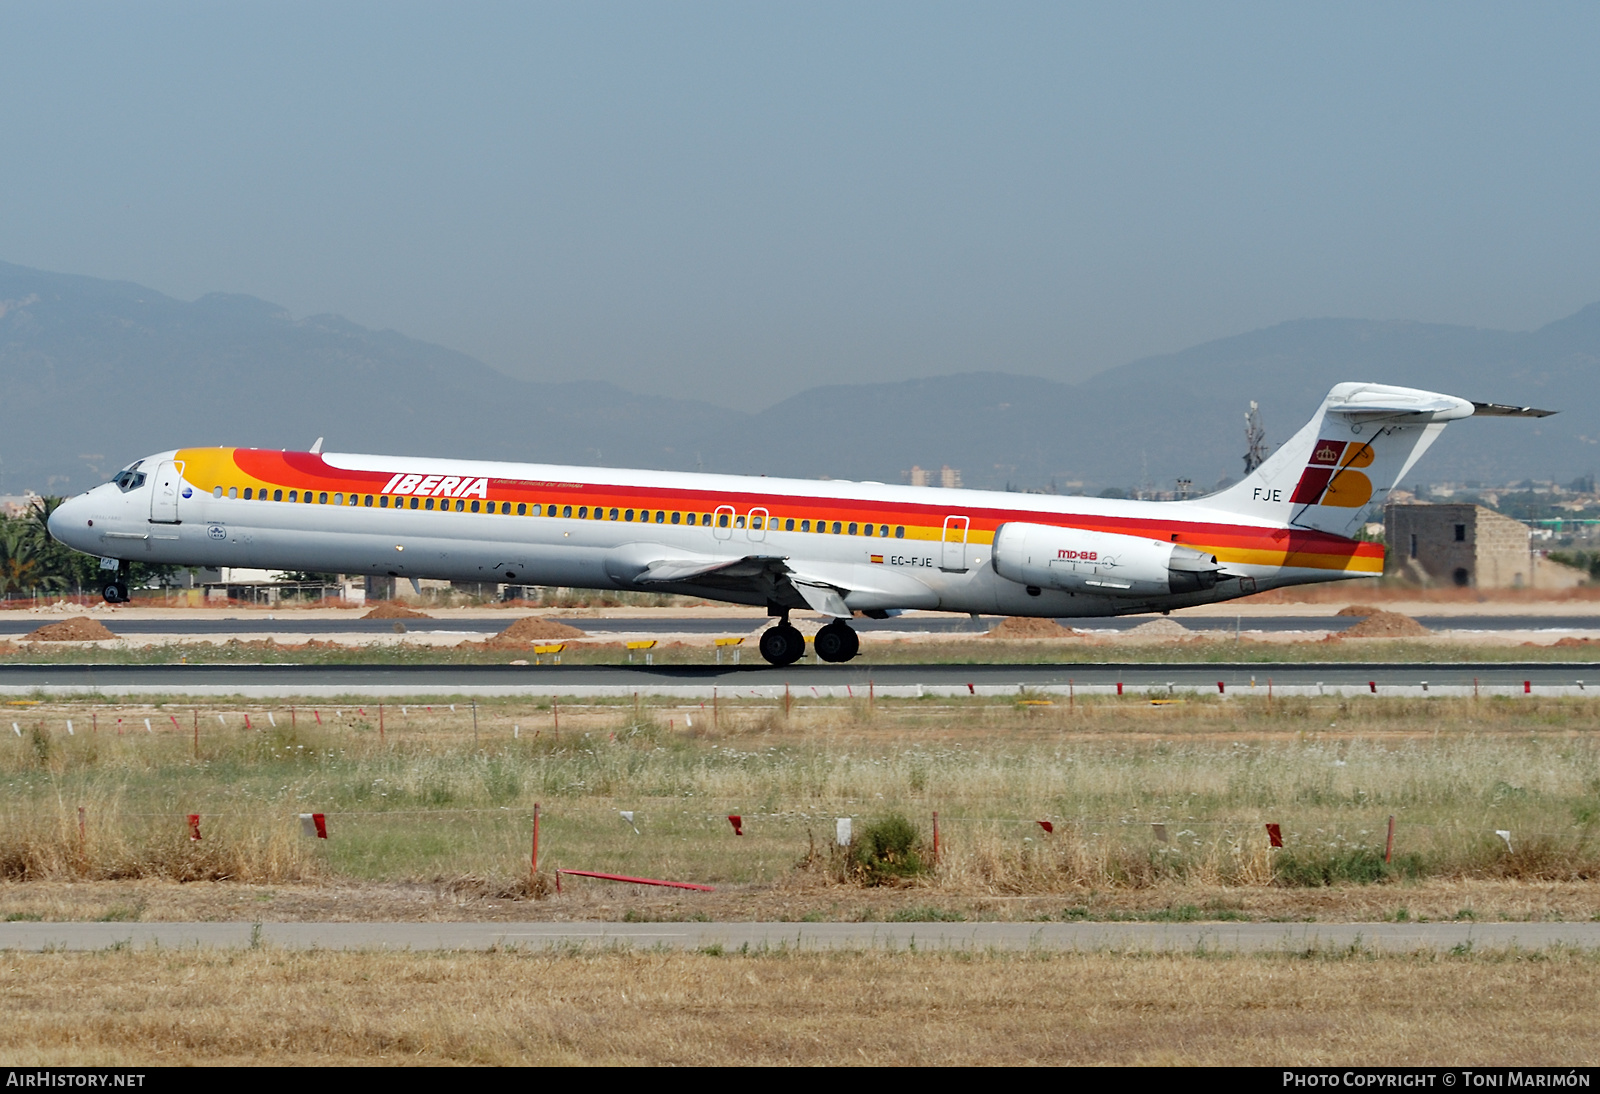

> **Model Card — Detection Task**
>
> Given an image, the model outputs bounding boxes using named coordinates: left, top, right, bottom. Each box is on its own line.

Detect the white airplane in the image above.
left=47, top=382, right=1548, bottom=665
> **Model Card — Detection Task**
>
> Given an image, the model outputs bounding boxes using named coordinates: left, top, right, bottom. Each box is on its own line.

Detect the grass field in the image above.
left=1, top=946, right=1596, bottom=1065
left=0, top=693, right=1597, bottom=921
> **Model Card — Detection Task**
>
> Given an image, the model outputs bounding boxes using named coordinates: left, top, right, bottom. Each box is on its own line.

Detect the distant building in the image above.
left=1383, top=503, right=1586, bottom=589
left=905, top=465, right=963, bottom=488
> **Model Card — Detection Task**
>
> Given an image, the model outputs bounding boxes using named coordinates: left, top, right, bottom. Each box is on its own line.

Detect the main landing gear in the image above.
left=757, top=616, right=860, bottom=665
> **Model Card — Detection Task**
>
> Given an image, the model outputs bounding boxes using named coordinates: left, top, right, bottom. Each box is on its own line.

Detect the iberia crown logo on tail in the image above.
left=1289, top=439, right=1374, bottom=509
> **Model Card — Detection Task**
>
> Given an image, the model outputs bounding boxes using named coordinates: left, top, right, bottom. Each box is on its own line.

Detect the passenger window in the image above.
left=471, top=500, right=480, bottom=513
left=425, top=498, right=435, bottom=510
left=609, top=508, right=619, bottom=521
left=243, top=487, right=253, bottom=500
left=379, top=496, right=389, bottom=508
left=315, top=492, right=325, bottom=504
left=504, top=502, right=513, bottom=514
left=862, top=523, right=872, bottom=536
left=895, top=526, right=905, bottom=538
left=544, top=504, right=555, bottom=517
left=848, top=522, right=858, bottom=535
left=750, top=516, right=762, bottom=530
left=785, top=519, right=794, bottom=531
left=332, top=493, right=342, bottom=506
left=801, top=520, right=810, bottom=532
left=671, top=512, right=681, bottom=524
left=516, top=502, right=526, bottom=516
left=816, top=517, right=826, bottom=530
left=365, top=495, right=374, bottom=507
left=288, top=490, right=297, bottom=502
left=735, top=516, right=746, bottom=528
left=655, top=511, right=665, bottom=523
left=832, top=522, right=841, bottom=534
left=409, top=497, right=419, bottom=509
left=213, top=486, right=223, bottom=499
left=274, top=489, right=283, bottom=502
left=625, top=509, right=634, bottom=521
left=228, top=487, right=238, bottom=499
left=578, top=506, right=587, bottom=519
left=562, top=505, right=572, bottom=518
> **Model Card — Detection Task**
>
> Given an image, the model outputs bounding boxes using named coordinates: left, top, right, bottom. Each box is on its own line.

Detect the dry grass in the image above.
left=0, top=947, right=1595, bottom=1065
left=1, top=695, right=1598, bottom=913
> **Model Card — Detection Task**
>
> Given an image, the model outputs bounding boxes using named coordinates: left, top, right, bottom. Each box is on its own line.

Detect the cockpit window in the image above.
left=110, top=470, right=147, bottom=493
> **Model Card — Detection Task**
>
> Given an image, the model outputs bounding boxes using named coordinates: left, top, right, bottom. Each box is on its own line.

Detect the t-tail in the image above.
left=1202, top=382, right=1553, bottom=539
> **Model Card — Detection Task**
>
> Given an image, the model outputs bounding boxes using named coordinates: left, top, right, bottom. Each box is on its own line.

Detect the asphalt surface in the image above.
left=4, top=614, right=1597, bottom=636
left=1, top=661, right=1597, bottom=697
left=0, top=920, right=1594, bottom=952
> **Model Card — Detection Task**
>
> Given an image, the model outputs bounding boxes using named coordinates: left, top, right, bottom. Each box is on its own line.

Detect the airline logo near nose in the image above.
left=1289, top=439, right=1374, bottom=508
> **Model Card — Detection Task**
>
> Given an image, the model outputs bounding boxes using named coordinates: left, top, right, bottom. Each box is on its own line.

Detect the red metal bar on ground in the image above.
left=932, top=811, right=940, bottom=863
left=531, top=803, right=540, bottom=874
left=1385, top=814, right=1395, bottom=864
left=556, top=869, right=714, bottom=892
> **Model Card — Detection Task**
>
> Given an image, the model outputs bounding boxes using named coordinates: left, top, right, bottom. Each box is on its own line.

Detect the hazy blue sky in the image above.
left=3, top=3, right=1599, bottom=409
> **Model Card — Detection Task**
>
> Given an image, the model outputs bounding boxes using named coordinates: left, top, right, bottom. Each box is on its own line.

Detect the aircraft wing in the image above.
left=609, top=546, right=936, bottom=616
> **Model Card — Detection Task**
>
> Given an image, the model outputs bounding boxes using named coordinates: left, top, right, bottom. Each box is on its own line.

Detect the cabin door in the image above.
left=941, top=515, right=970, bottom=572
left=150, top=461, right=183, bottom=524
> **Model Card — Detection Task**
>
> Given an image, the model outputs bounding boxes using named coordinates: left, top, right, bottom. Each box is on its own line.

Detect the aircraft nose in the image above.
left=46, top=495, right=91, bottom=549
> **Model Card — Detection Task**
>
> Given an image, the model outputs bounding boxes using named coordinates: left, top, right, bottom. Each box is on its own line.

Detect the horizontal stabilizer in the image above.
left=1471, top=401, right=1556, bottom=418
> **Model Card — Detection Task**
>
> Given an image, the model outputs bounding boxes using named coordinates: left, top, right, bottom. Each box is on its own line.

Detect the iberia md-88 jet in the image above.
left=48, top=382, right=1549, bottom=666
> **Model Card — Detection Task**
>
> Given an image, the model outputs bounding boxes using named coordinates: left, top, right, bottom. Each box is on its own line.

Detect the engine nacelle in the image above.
left=991, top=522, right=1222, bottom=598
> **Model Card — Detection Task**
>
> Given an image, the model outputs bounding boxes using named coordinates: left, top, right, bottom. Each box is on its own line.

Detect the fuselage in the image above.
left=48, top=446, right=1381, bottom=617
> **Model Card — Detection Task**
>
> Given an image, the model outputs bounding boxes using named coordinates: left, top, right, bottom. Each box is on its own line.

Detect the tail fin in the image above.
left=1202, top=383, right=1476, bottom=538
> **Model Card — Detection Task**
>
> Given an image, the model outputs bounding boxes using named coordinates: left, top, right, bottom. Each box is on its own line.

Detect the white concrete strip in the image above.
left=0, top=683, right=1596, bottom=699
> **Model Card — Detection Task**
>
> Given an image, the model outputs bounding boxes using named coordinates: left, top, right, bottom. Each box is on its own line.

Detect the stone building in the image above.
left=1383, top=503, right=1586, bottom=589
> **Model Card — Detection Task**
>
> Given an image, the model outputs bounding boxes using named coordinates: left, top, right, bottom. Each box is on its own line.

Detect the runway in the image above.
left=1, top=660, right=1596, bottom=697
left=0, top=919, right=1595, bottom=952
left=4, top=613, right=1597, bottom=637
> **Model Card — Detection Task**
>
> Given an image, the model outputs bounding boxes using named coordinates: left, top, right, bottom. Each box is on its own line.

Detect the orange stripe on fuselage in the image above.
left=179, top=448, right=1384, bottom=575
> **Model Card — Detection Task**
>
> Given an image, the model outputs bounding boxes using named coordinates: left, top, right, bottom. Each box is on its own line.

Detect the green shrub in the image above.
left=850, top=813, right=927, bottom=884
left=1273, top=846, right=1424, bottom=887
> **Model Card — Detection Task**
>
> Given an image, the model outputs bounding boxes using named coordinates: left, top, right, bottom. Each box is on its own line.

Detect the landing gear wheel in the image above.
left=102, top=582, right=128, bottom=604
left=813, top=621, right=859, bottom=663
left=759, top=624, right=806, bottom=666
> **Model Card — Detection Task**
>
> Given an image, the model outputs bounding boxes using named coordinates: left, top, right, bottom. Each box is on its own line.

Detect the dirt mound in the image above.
left=988, top=616, right=1082, bottom=638
left=362, top=603, right=432, bottom=619
left=22, top=616, right=118, bottom=642
left=1123, top=617, right=1190, bottom=640
left=1549, top=636, right=1597, bottom=648
left=492, top=617, right=588, bottom=643
left=1338, top=610, right=1431, bottom=638
left=1336, top=604, right=1384, bottom=617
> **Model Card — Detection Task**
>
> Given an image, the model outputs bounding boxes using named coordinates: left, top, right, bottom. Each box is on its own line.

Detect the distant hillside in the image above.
left=2, top=260, right=1595, bottom=495
left=0, top=261, right=727, bottom=494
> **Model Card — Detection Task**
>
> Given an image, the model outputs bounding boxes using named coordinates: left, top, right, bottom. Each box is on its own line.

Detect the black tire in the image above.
left=101, top=582, right=125, bottom=604
left=814, top=621, right=859, bottom=663
left=759, top=624, right=805, bottom=666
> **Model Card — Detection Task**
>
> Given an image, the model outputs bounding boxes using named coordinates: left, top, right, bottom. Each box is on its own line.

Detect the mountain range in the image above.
left=2, top=259, right=1594, bottom=497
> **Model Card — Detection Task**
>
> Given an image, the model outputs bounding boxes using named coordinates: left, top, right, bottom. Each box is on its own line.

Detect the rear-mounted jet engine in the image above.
left=991, top=522, right=1223, bottom=597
